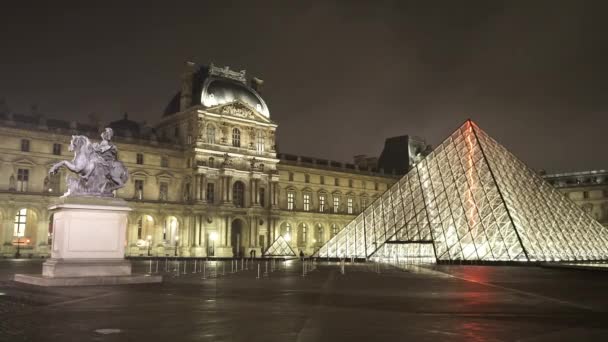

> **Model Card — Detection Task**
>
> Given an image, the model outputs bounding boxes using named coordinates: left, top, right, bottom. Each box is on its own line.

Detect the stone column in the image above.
left=227, top=176, right=233, bottom=202
left=201, top=175, right=207, bottom=203
left=194, top=215, right=200, bottom=247
left=194, top=175, right=200, bottom=200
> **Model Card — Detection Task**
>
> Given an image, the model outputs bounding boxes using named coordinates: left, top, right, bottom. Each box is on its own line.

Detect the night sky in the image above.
left=1, top=1, right=607, bottom=173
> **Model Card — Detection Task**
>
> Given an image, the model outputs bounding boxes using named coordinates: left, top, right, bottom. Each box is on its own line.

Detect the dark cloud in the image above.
left=1, top=0, right=607, bottom=172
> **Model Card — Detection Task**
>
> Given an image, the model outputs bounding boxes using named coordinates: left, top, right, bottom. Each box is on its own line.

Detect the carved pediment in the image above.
left=207, top=101, right=272, bottom=123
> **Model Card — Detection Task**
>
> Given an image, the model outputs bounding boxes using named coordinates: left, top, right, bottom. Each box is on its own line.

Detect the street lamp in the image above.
left=174, top=235, right=179, bottom=257
left=146, top=235, right=152, bottom=256
left=210, top=232, right=218, bottom=257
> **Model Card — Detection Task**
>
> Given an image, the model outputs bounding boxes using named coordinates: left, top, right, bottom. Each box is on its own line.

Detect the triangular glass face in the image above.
left=316, top=120, right=608, bottom=262
left=265, top=235, right=297, bottom=257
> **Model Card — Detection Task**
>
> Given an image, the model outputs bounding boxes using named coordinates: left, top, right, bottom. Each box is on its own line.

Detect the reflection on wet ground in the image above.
left=0, top=259, right=607, bottom=341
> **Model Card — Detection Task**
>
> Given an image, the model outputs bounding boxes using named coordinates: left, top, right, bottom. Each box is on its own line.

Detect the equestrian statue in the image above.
left=49, top=127, right=129, bottom=197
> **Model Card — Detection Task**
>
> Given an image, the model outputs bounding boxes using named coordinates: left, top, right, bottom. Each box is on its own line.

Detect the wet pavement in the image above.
left=0, top=258, right=607, bottom=341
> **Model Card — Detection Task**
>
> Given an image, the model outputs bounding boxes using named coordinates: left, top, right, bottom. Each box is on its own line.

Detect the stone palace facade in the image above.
left=0, top=63, right=606, bottom=258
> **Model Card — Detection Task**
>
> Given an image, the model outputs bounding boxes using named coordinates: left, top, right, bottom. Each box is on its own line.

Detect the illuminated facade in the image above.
left=317, top=120, right=608, bottom=262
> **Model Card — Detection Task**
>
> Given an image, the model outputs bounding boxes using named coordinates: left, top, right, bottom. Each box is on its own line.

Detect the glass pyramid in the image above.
left=265, top=235, right=297, bottom=257
left=316, top=120, right=608, bottom=262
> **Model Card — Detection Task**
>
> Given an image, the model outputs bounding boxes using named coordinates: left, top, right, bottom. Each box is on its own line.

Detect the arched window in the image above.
left=316, top=224, right=324, bottom=244
left=206, top=125, right=216, bottom=144
left=232, top=128, right=241, bottom=147
left=233, top=181, right=245, bottom=207
left=281, top=222, right=292, bottom=242
left=299, top=223, right=307, bottom=246
left=331, top=224, right=339, bottom=237
left=256, top=130, right=265, bottom=153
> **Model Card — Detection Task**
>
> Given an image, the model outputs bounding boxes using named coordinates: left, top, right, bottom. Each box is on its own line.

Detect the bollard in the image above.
left=183, top=260, right=187, bottom=274
left=176, top=260, right=180, bottom=277
left=245, top=258, right=248, bottom=270
left=302, top=260, right=306, bottom=277
left=231, top=259, right=235, bottom=273
left=222, top=261, right=226, bottom=276
left=148, top=259, right=152, bottom=274
left=202, top=261, right=207, bottom=279
left=155, top=259, right=159, bottom=273
left=264, top=261, right=268, bottom=276
left=193, top=259, right=197, bottom=273
left=241, top=258, right=244, bottom=271
left=257, top=263, right=260, bottom=279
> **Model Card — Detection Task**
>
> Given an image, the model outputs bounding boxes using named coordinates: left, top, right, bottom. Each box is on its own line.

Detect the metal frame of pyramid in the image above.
left=316, top=120, right=608, bottom=262
left=264, top=235, right=297, bottom=257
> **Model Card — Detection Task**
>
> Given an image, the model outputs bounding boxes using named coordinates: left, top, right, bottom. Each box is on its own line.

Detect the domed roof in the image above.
left=163, top=64, right=269, bottom=118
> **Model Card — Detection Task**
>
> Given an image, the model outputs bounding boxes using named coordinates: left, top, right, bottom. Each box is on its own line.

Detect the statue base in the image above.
left=14, top=196, right=162, bottom=286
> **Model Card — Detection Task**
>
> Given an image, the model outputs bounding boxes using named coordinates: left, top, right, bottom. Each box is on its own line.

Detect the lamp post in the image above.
left=210, top=232, right=218, bottom=257
left=146, top=235, right=152, bottom=256
left=174, top=236, right=179, bottom=257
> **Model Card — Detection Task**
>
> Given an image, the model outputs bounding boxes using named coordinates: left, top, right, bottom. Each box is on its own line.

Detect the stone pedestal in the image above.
left=14, top=196, right=162, bottom=286
left=214, top=246, right=234, bottom=258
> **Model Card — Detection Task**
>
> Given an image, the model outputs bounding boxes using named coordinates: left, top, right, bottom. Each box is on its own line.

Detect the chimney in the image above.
left=180, top=61, right=197, bottom=111
left=251, top=77, right=264, bottom=94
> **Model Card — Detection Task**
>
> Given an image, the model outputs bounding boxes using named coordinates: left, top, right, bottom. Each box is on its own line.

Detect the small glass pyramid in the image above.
left=265, top=235, right=297, bottom=257
left=316, top=120, right=608, bottom=262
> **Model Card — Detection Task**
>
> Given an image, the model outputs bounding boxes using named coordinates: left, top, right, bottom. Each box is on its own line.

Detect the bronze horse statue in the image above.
left=49, top=131, right=128, bottom=197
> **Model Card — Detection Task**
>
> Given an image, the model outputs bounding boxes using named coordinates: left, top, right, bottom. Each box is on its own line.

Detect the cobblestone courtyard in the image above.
left=0, top=259, right=607, bottom=341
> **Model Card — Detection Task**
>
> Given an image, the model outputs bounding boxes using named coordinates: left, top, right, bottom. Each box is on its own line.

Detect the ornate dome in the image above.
left=163, top=63, right=269, bottom=118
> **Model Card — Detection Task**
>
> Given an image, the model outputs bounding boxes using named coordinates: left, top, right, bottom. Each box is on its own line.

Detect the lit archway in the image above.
left=13, top=208, right=38, bottom=253
left=231, top=218, right=247, bottom=257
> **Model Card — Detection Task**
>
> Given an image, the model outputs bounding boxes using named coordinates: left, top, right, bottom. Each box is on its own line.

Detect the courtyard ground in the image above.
left=0, top=258, right=607, bottom=341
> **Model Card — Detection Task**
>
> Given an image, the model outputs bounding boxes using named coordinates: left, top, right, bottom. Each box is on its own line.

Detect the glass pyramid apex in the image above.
left=316, top=120, right=608, bottom=262
left=265, top=235, right=297, bottom=257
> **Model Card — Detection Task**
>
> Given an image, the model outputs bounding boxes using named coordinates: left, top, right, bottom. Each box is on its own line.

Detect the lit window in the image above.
left=17, top=169, right=29, bottom=192
left=331, top=224, right=339, bottom=237
left=159, top=182, right=168, bottom=201
left=14, top=208, right=27, bottom=237
left=136, top=153, right=144, bottom=165
left=256, top=130, right=265, bottom=153
left=207, top=125, right=216, bottom=144
left=206, top=183, right=215, bottom=203
left=21, top=139, right=30, bottom=152
left=287, top=192, right=295, bottom=210
left=161, top=156, right=169, bottom=168
left=347, top=198, right=353, bottom=214
left=301, top=224, right=307, bottom=244
left=52, top=143, right=61, bottom=156
left=233, top=181, right=245, bottom=207
left=134, top=179, right=144, bottom=200
left=137, top=217, right=143, bottom=239
left=319, top=195, right=326, bottom=212
left=333, top=196, right=340, bottom=213
left=361, top=197, right=368, bottom=209
left=303, top=193, right=311, bottom=211
left=232, top=128, right=241, bottom=147
left=316, top=225, right=324, bottom=244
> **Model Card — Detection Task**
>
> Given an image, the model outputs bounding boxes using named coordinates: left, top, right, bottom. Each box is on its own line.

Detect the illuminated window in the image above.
left=21, top=139, right=30, bottom=152
left=137, top=217, right=143, bottom=239
left=303, top=193, right=311, bottom=211
left=52, top=143, right=61, bottom=156
left=361, top=196, right=368, bottom=209
left=347, top=198, right=353, bottom=214
left=14, top=208, right=27, bottom=237
left=319, top=195, right=326, bottom=212
left=17, top=169, right=29, bottom=192
left=206, top=183, right=215, bottom=203
left=287, top=192, right=295, bottom=210
left=136, top=153, right=144, bottom=165
left=300, top=224, right=307, bottom=244
left=256, top=130, right=265, bottom=153
left=207, top=125, right=216, bottom=144
left=134, top=179, right=144, bottom=200
left=232, top=128, right=241, bottom=147
left=159, top=182, right=168, bottom=201
left=333, top=196, right=340, bottom=213
left=331, top=224, right=339, bottom=237
left=233, top=181, right=245, bottom=207
left=316, top=225, right=324, bottom=244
